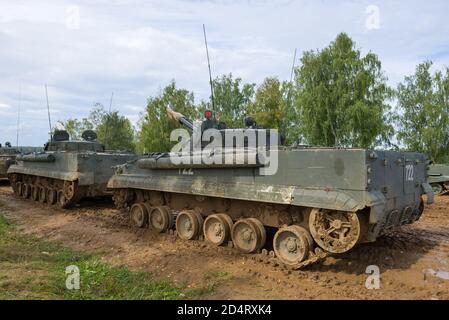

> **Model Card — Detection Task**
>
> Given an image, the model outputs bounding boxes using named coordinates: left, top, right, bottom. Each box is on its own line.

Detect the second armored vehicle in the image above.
left=8, top=130, right=137, bottom=208
left=0, top=142, right=19, bottom=180
left=107, top=109, right=434, bottom=269
left=428, top=164, right=449, bottom=195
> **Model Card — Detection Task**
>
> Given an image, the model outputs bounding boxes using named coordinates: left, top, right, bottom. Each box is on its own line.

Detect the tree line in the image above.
left=61, top=33, right=449, bottom=163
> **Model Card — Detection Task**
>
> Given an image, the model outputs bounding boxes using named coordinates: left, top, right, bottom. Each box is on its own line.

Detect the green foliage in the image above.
left=249, top=77, right=285, bottom=129
left=61, top=103, right=135, bottom=152
left=396, top=61, right=449, bottom=162
left=248, top=77, right=299, bottom=144
left=294, top=32, right=393, bottom=148
left=209, top=73, right=255, bottom=128
left=96, top=112, right=136, bottom=152
left=63, top=118, right=94, bottom=141
left=137, top=81, right=199, bottom=153
left=55, top=34, right=449, bottom=156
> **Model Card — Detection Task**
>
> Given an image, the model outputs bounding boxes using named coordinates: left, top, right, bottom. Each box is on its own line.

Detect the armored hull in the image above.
left=428, top=164, right=449, bottom=195
left=108, top=146, right=433, bottom=269
left=8, top=134, right=136, bottom=208
left=0, top=145, right=19, bottom=180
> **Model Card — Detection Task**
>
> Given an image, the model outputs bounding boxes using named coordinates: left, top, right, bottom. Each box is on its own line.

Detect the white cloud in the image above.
left=0, top=0, right=449, bottom=145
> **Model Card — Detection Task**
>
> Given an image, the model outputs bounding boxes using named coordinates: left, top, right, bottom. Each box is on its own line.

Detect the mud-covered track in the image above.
left=1, top=184, right=448, bottom=299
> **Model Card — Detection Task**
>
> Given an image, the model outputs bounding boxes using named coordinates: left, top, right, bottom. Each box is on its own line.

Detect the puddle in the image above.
left=424, top=268, right=449, bottom=280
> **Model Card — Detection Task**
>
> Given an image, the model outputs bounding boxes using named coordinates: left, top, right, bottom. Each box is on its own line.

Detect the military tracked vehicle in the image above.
left=107, top=108, right=434, bottom=269
left=0, top=142, right=19, bottom=180
left=428, top=164, right=449, bottom=195
left=8, top=130, right=136, bottom=208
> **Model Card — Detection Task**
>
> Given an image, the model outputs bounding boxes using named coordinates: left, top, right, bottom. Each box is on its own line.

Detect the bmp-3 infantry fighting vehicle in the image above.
left=8, top=130, right=136, bottom=208
left=428, top=164, right=449, bottom=195
left=0, top=142, right=19, bottom=180
left=108, top=108, right=434, bottom=269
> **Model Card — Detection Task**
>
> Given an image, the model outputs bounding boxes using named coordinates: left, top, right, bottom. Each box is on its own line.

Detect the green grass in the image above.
left=188, top=271, right=234, bottom=296
left=0, top=214, right=209, bottom=300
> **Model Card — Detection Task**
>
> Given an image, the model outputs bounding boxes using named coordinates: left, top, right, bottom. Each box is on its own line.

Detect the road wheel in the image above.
left=431, top=183, right=444, bottom=195
left=15, top=182, right=23, bottom=197
left=22, top=184, right=31, bottom=199
left=203, top=214, right=233, bottom=246
left=273, top=225, right=312, bottom=266
left=31, top=185, right=39, bottom=201
left=47, top=189, right=57, bottom=205
left=149, top=206, right=173, bottom=233
left=231, top=218, right=266, bottom=253
left=129, top=203, right=148, bottom=228
left=38, top=186, right=47, bottom=204
left=57, top=190, right=71, bottom=209
left=176, top=211, right=203, bottom=240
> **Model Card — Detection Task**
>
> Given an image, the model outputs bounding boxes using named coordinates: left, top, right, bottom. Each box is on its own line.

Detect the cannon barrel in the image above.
left=16, top=153, right=56, bottom=163
left=137, top=150, right=266, bottom=170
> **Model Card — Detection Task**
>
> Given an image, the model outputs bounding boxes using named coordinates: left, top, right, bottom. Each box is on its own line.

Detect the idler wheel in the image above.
left=176, top=211, right=204, bottom=240
left=309, top=209, right=361, bottom=254
left=47, top=189, right=57, bottom=205
left=38, top=186, right=47, bottom=204
left=273, top=225, right=312, bottom=266
left=129, top=203, right=148, bottom=228
left=231, top=218, right=266, bottom=254
left=203, top=214, right=233, bottom=246
left=21, top=184, right=31, bottom=199
left=149, top=206, right=173, bottom=233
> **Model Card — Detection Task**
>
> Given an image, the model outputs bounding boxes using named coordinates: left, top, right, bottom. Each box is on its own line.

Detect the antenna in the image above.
left=109, top=92, right=114, bottom=113
left=286, top=48, right=297, bottom=107
left=289, top=48, right=297, bottom=83
left=16, top=83, right=21, bottom=148
left=282, top=49, right=298, bottom=143
left=45, top=84, right=53, bottom=140
left=203, top=24, right=215, bottom=113
left=104, top=91, right=114, bottom=149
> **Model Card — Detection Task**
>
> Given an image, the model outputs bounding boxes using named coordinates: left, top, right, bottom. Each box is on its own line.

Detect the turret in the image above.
left=44, top=130, right=105, bottom=152
left=165, top=106, right=281, bottom=149
left=166, top=106, right=227, bottom=132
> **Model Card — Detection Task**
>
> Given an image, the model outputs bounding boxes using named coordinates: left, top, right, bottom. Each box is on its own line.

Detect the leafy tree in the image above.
left=64, top=118, right=94, bottom=140
left=97, top=111, right=136, bottom=151
left=294, top=33, right=393, bottom=148
left=248, top=77, right=299, bottom=144
left=396, top=61, right=449, bottom=162
left=249, top=77, right=285, bottom=129
left=63, top=103, right=105, bottom=140
left=207, top=73, right=255, bottom=128
left=137, top=81, right=199, bottom=153
left=61, top=103, right=135, bottom=151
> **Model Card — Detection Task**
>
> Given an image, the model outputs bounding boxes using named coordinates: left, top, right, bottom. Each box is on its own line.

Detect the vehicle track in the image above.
left=0, top=183, right=448, bottom=299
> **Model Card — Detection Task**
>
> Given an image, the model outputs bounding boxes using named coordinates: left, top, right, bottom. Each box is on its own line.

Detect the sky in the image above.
left=1, top=0, right=449, bottom=146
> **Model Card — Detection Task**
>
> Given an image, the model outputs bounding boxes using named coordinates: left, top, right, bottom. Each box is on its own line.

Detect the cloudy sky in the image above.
left=1, top=0, right=448, bottom=146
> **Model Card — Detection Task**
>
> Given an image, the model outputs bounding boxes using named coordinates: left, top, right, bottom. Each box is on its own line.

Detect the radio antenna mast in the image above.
left=104, top=91, right=114, bottom=149
left=16, top=83, right=22, bottom=148
left=203, top=24, right=215, bottom=113
left=289, top=48, right=297, bottom=83
left=45, top=84, right=53, bottom=140
left=286, top=48, right=297, bottom=108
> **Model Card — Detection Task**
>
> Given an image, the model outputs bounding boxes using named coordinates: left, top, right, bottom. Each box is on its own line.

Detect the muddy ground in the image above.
left=0, top=181, right=448, bottom=299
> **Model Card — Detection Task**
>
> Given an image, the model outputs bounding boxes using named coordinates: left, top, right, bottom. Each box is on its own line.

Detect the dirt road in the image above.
left=0, top=181, right=448, bottom=299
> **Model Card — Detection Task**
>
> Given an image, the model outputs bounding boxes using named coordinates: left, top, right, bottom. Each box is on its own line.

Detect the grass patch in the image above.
left=0, top=214, right=210, bottom=300
left=187, top=271, right=234, bottom=296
